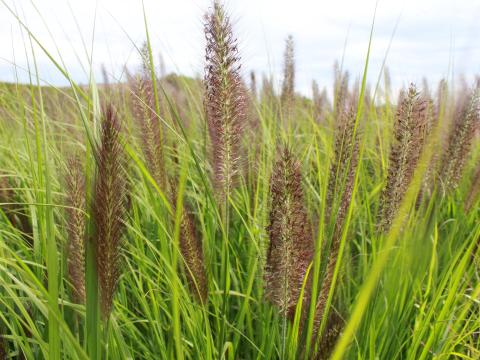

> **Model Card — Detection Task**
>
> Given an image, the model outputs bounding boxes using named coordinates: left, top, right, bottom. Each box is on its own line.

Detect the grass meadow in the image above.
left=0, top=1, right=479, bottom=359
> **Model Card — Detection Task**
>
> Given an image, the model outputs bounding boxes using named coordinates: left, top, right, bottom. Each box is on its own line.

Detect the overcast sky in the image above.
left=1, top=0, right=480, bottom=96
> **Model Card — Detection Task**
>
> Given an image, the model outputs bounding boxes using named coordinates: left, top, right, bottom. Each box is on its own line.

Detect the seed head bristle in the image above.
left=250, top=70, right=257, bottom=100
left=378, top=84, right=429, bottom=232
left=179, top=207, right=208, bottom=303
left=465, top=161, right=480, bottom=212
left=281, top=35, right=295, bottom=119
left=315, top=310, right=344, bottom=360
left=100, top=64, right=111, bottom=97
left=204, top=1, right=246, bottom=197
left=130, top=52, right=166, bottom=190
left=93, top=103, right=129, bottom=319
left=261, top=74, right=275, bottom=105
left=333, top=61, right=350, bottom=121
left=140, top=42, right=153, bottom=80
left=419, top=81, right=448, bottom=200
left=169, top=178, right=208, bottom=303
left=415, top=96, right=437, bottom=205
left=65, top=157, right=86, bottom=304
left=265, top=147, right=314, bottom=320
left=313, top=96, right=360, bottom=342
left=312, top=80, right=330, bottom=124
left=439, top=88, right=480, bottom=190
left=325, top=94, right=360, bottom=226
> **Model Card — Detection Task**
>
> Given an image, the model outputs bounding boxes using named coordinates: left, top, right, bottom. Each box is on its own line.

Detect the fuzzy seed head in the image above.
left=169, top=179, right=208, bottom=303
left=379, top=84, right=429, bottom=232
left=265, top=147, right=314, bottom=320
left=325, top=95, right=360, bottom=226
left=440, top=88, right=480, bottom=190
left=93, top=103, right=129, bottom=319
left=281, top=35, right=295, bottom=118
left=130, top=54, right=166, bottom=190
left=204, top=1, right=246, bottom=197
left=65, top=158, right=86, bottom=304
left=314, top=96, right=360, bottom=342
left=465, top=161, right=480, bottom=213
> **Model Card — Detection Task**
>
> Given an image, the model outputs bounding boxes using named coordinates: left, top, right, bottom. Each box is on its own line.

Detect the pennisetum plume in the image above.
left=465, top=161, right=480, bottom=213
left=92, top=103, right=129, bottom=319
left=204, top=1, right=246, bottom=199
left=169, top=147, right=207, bottom=303
left=333, top=61, right=350, bottom=123
left=315, top=311, right=344, bottom=360
left=264, top=147, right=314, bottom=320
left=64, top=158, right=86, bottom=304
left=416, top=80, right=448, bottom=203
left=418, top=93, right=439, bottom=202
left=130, top=44, right=167, bottom=190
left=378, top=84, right=429, bottom=232
left=281, top=35, right=295, bottom=120
left=324, top=94, right=359, bottom=225
left=250, top=70, right=257, bottom=101
left=261, top=74, right=275, bottom=106
left=170, top=179, right=208, bottom=303
left=312, top=80, right=329, bottom=124
left=439, top=87, right=480, bottom=191
left=100, top=64, right=111, bottom=99
left=312, top=96, right=360, bottom=349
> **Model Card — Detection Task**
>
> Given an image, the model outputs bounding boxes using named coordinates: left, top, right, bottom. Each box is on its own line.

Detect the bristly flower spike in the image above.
left=204, top=1, right=246, bottom=198
left=93, top=103, right=129, bottom=319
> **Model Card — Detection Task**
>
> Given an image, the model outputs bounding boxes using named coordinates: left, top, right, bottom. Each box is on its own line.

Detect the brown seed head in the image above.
left=129, top=50, right=166, bottom=190
left=65, top=158, right=86, bottom=304
left=265, top=147, right=314, bottom=320
left=313, top=96, right=360, bottom=342
left=204, top=1, right=246, bottom=197
left=465, top=161, right=480, bottom=213
left=169, top=178, right=208, bottom=303
left=378, top=84, right=429, bottom=232
left=440, top=88, right=480, bottom=190
left=93, top=103, right=129, bottom=319
left=281, top=35, right=295, bottom=119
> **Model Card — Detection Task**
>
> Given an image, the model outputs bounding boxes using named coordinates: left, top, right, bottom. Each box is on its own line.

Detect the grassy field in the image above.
left=0, top=1, right=479, bottom=359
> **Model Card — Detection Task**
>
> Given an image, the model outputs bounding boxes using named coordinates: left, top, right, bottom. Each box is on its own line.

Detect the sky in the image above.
left=1, top=0, right=480, bottom=97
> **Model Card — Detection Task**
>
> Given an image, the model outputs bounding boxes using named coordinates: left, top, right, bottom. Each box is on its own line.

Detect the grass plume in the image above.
left=313, top=97, right=359, bottom=347
left=92, top=103, right=129, bottom=320
left=250, top=70, right=257, bottom=100
left=333, top=62, right=350, bottom=122
left=312, top=80, right=329, bottom=123
left=439, top=87, right=480, bottom=190
left=64, top=158, right=86, bottom=304
left=315, top=311, right=344, bottom=360
left=378, top=84, right=429, bottom=232
left=465, top=160, right=480, bottom=212
left=325, top=95, right=360, bottom=225
left=130, top=53, right=166, bottom=190
left=204, top=0, right=246, bottom=197
left=281, top=35, right=295, bottom=120
left=265, top=146, right=314, bottom=320
left=169, top=175, right=208, bottom=303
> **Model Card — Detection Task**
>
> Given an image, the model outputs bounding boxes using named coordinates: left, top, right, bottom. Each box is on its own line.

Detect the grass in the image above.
left=0, top=1, right=479, bottom=359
